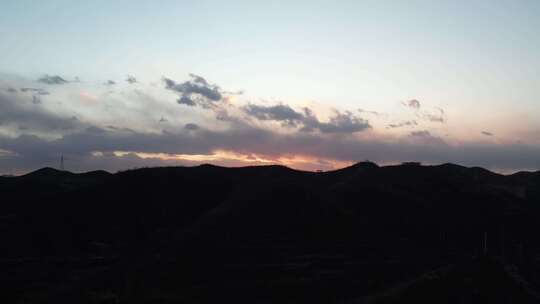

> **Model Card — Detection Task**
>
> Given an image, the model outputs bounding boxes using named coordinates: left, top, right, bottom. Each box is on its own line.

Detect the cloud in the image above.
left=104, top=80, right=116, bottom=86
left=188, top=73, right=208, bottom=85
left=126, top=75, right=137, bottom=84
left=358, top=108, right=383, bottom=116
left=177, top=95, right=196, bottom=106
left=243, top=103, right=371, bottom=133
left=482, top=131, right=494, bottom=136
left=387, top=120, right=417, bottom=129
left=223, top=89, right=244, bottom=95
left=1, top=74, right=539, bottom=174
left=20, top=87, right=50, bottom=95
left=164, top=74, right=223, bottom=108
left=1, top=122, right=540, bottom=174
left=0, top=92, right=82, bottom=132
left=243, top=103, right=304, bottom=127
left=6, top=87, right=17, bottom=93
left=185, top=123, right=200, bottom=130
left=37, top=75, right=68, bottom=85
left=18, top=87, right=49, bottom=105
left=424, top=113, right=445, bottom=123
left=402, top=100, right=445, bottom=123
left=408, top=130, right=446, bottom=145
left=299, top=108, right=371, bottom=133
left=215, top=108, right=235, bottom=122
left=302, top=110, right=371, bottom=133
left=404, top=99, right=421, bottom=109
left=410, top=130, right=431, bottom=137
left=416, top=107, right=446, bottom=123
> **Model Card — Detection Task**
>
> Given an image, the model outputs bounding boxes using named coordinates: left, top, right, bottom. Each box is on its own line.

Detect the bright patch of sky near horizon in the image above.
left=1, top=1, right=540, bottom=173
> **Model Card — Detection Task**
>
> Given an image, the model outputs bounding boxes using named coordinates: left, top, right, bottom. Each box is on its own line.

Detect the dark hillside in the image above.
left=2, top=163, right=540, bottom=303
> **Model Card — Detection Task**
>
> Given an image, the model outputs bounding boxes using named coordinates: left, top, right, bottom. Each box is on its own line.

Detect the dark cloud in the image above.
left=1, top=76, right=538, bottom=174
left=482, top=131, right=494, bottom=136
left=243, top=104, right=304, bottom=127
left=20, top=88, right=50, bottom=95
left=402, top=100, right=445, bottom=123
left=6, top=87, right=17, bottom=93
left=302, top=110, right=371, bottom=133
left=425, top=114, right=445, bottom=123
left=425, top=115, right=444, bottom=123
left=408, top=130, right=446, bottom=145
left=1, top=123, right=540, bottom=174
left=126, top=75, right=137, bottom=84
left=423, top=108, right=445, bottom=123
left=298, top=108, right=371, bottom=133
left=0, top=89, right=535, bottom=173
left=387, top=120, right=417, bottom=129
left=37, top=75, right=68, bottom=85
left=215, top=108, right=235, bottom=122
left=162, top=77, right=175, bottom=88
left=104, top=80, right=116, bottom=86
left=177, top=95, right=196, bottom=106
left=358, top=108, right=382, bottom=116
left=105, top=125, right=136, bottom=133
left=0, top=92, right=81, bottom=132
left=243, top=103, right=370, bottom=133
left=410, top=130, right=431, bottom=137
left=188, top=73, right=208, bottom=85
left=404, top=99, right=421, bottom=109
left=185, top=123, right=200, bottom=130
left=164, top=74, right=223, bottom=108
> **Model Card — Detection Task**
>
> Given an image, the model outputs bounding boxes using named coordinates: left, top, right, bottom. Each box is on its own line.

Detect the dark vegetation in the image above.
left=2, top=162, right=540, bottom=303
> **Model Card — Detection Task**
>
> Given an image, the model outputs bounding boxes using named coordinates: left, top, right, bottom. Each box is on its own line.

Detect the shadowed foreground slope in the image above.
left=2, top=163, right=540, bottom=303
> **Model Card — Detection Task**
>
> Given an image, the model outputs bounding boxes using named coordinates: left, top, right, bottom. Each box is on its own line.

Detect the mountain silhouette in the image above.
left=2, top=162, right=540, bottom=303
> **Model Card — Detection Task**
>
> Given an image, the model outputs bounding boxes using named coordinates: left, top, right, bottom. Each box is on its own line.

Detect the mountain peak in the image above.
left=22, top=167, right=72, bottom=179
left=350, top=161, right=379, bottom=169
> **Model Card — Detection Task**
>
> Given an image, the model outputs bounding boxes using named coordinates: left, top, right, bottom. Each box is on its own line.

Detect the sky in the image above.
left=1, top=0, right=540, bottom=174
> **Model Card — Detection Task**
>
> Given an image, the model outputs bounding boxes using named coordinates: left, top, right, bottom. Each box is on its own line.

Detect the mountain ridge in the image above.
left=7, top=161, right=540, bottom=181
left=2, top=161, right=540, bottom=303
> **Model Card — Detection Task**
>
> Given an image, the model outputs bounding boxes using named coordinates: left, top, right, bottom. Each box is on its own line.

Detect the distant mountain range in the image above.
left=2, top=162, right=540, bottom=303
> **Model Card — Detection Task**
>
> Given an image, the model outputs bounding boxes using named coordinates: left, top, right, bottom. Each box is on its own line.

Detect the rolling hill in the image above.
left=2, top=163, right=540, bottom=303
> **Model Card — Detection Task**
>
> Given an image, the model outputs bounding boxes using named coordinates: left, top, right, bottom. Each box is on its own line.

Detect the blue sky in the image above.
left=1, top=1, right=540, bottom=173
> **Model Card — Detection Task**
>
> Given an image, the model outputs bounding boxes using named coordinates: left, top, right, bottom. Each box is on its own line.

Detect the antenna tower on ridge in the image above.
left=60, top=154, right=65, bottom=171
